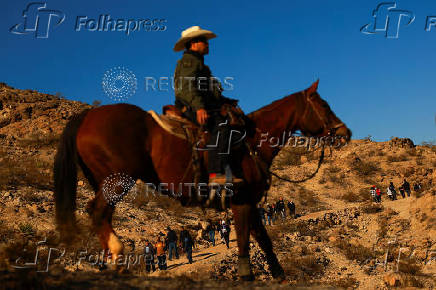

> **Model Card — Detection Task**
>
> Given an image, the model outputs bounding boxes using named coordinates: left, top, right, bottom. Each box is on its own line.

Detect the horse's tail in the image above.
left=53, top=109, right=90, bottom=242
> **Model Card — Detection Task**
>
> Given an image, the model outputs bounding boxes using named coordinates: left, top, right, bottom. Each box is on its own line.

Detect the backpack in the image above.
left=145, top=246, right=150, bottom=254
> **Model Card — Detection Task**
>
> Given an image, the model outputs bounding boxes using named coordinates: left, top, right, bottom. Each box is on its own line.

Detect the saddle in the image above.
left=147, top=105, right=198, bottom=140
left=148, top=104, right=247, bottom=140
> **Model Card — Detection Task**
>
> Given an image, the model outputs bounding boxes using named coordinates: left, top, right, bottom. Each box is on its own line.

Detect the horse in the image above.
left=53, top=80, right=351, bottom=280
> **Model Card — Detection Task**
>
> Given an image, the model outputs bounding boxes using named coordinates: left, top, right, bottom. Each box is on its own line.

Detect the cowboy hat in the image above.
left=173, top=26, right=216, bottom=52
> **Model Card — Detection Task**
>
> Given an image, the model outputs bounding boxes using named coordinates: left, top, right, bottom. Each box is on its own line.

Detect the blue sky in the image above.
left=2, top=0, right=435, bottom=143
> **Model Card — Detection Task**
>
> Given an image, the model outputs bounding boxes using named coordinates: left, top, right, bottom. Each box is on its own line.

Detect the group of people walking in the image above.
left=206, top=219, right=231, bottom=249
left=370, top=179, right=420, bottom=202
left=258, top=197, right=296, bottom=226
left=143, top=226, right=195, bottom=273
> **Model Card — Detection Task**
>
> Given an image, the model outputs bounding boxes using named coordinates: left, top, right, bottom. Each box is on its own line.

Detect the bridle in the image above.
left=301, top=90, right=344, bottom=137
left=249, top=89, right=345, bottom=186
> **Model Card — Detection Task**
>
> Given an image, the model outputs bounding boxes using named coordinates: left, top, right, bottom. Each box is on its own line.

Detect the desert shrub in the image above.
left=377, top=150, right=385, bottom=157
left=421, top=141, right=436, bottom=153
left=296, top=187, right=326, bottom=213
left=406, top=148, right=418, bottom=156
left=334, top=239, right=375, bottom=264
left=318, top=177, right=326, bottom=184
left=18, top=223, right=35, bottom=235
left=16, top=133, right=60, bottom=149
left=282, top=251, right=326, bottom=283
left=21, top=189, right=44, bottom=203
left=387, top=154, right=408, bottom=162
left=416, top=157, right=424, bottom=166
left=331, top=277, right=359, bottom=288
left=275, top=148, right=303, bottom=167
left=367, top=150, right=376, bottom=157
left=351, top=160, right=379, bottom=176
left=341, top=191, right=367, bottom=202
left=360, top=202, right=383, bottom=214
left=0, top=155, right=52, bottom=190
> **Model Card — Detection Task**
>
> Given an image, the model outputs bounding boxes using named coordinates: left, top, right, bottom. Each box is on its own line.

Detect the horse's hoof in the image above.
left=240, top=274, right=255, bottom=281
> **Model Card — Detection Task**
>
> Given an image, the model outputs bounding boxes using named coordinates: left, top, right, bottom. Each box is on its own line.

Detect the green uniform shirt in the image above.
left=174, top=50, right=229, bottom=111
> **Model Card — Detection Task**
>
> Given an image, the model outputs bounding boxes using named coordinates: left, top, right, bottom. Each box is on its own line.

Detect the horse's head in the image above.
left=298, top=80, right=351, bottom=142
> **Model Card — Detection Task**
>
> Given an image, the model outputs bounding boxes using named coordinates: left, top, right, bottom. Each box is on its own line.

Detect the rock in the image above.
left=3, top=192, right=12, bottom=199
left=384, top=273, right=402, bottom=287
left=328, top=236, right=337, bottom=243
left=77, top=180, right=84, bottom=186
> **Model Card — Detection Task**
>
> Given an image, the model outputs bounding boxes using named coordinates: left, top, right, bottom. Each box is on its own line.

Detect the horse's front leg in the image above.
left=249, top=206, right=285, bottom=279
left=231, top=203, right=254, bottom=280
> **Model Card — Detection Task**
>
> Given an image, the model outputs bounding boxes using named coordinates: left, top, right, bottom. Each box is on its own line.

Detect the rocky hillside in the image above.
left=0, top=85, right=435, bottom=289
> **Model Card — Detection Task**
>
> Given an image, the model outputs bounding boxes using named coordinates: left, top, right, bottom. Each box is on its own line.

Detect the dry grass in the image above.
left=16, top=133, right=60, bottom=149
left=334, top=239, right=375, bottom=264
left=0, top=154, right=52, bottom=190
left=387, top=154, right=409, bottom=162
left=351, top=160, right=379, bottom=176
left=282, top=251, right=326, bottom=283
left=340, top=191, right=368, bottom=203
left=360, top=202, right=384, bottom=214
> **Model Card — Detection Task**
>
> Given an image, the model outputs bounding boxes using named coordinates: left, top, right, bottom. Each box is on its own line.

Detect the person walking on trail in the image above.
left=287, top=201, right=296, bottom=219
left=376, top=187, right=382, bottom=203
left=266, top=203, right=274, bottom=225
left=276, top=197, right=286, bottom=219
left=402, top=179, right=411, bottom=197
left=219, top=220, right=231, bottom=249
left=258, top=204, right=266, bottom=225
left=144, top=240, right=156, bottom=273
left=180, top=226, right=189, bottom=251
left=370, top=186, right=377, bottom=202
left=206, top=220, right=216, bottom=246
left=155, top=237, right=167, bottom=270
left=166, top=226, right=179, bottom=260
left=399, top=185, right=406, bottom=198
left=388, top=182, right=397, bottom=200
left=173, top=25, right=243, bottom=186
left=183, top=230, right=195, bottom=264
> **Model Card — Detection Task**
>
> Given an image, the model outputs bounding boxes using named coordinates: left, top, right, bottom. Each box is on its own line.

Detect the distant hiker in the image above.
left=219, top=220, right=230, bottom=249
left=266, top=204, right=274, bottom=225
left=258, top=204, right=266, bottom=225
left=388, top=182, right=397, bottom=200
left=183, top=230, right=195, bottom=264
left=387, top=186, right=393, bottom=201
left=271, top=204, right=277, bottom=222
left=402, top=179, right=411, bottom=197
left=370, top=186, right=377, bottom=202
left=180, top=226, right=189, bottom=251
left=166, top=226, right=179, bottom=260
left=399, top=185, right=406, bottom=198
left=287, top=201, right=296, bottom=218
left=206, top=220, right=216, bottom=246
left=155, top=237, right=167, bottom=270
left=376, top=187, right=382, bottom=203
left=144, top=240, right=156, bottom=273
left=276, top=197, right=286, bottom=219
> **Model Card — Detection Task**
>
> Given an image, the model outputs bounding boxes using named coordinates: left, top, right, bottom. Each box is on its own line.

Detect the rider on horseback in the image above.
left=173, top=26, right=244, bottom=185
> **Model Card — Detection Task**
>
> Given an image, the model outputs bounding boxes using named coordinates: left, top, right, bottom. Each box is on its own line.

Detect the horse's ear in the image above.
left=307, top=79, right=319, bottom=95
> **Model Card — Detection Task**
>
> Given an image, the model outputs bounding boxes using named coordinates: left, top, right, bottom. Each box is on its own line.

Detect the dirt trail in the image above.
left=150, top=227, right=238, bottom=277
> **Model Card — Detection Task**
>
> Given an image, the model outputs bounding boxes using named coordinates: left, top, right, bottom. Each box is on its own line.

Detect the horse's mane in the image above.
left=247, top=91, right=301, bottom=118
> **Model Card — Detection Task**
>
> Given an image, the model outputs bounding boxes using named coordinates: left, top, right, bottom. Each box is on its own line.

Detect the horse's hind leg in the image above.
left=231, top=203, right=254, bottom=280
left=89, top=190, right=124, bottom=265
left=249, top=206, right=285, bottom=279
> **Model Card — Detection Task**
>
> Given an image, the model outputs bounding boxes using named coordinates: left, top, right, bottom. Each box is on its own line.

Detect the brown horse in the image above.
left=54, top=80, right=351, bottom=280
